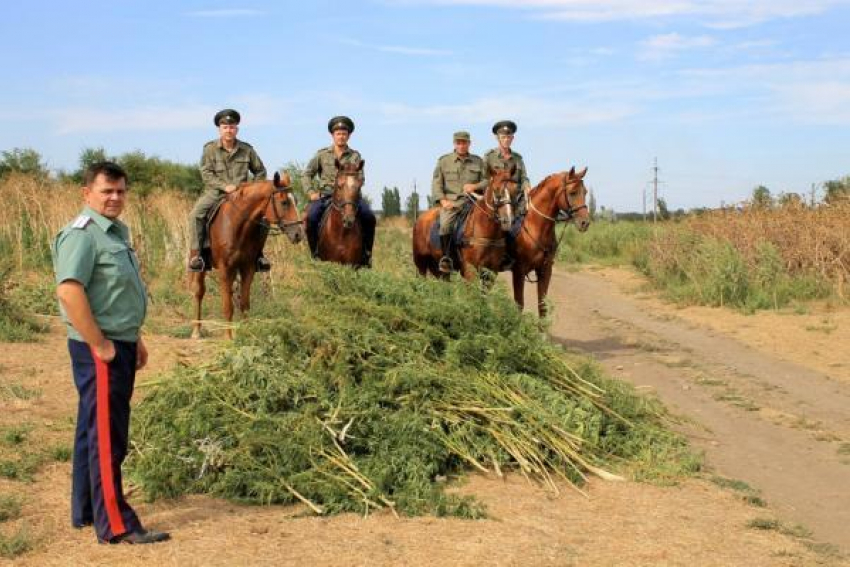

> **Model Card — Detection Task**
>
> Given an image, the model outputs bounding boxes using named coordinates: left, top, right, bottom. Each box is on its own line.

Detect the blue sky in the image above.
left=3, top=0, right=850, bottom=211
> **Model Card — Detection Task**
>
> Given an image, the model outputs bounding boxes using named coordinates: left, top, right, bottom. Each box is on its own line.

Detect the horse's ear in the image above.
left=358, top=159, right=365, bottom=171
left=568, top=166, right=576, bottom=179
left=335, top=158, right=342, bottom=169
left=510, top=164, right=517, bottom=176
left=576, top=166, right=588, bottom=179
left=273, top=171, right=281, bottom=187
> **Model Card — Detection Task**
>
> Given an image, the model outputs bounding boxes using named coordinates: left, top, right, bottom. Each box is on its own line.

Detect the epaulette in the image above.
left=71, top=215, right=92, bottom=229
left=238, top=140, right=254, bottom=149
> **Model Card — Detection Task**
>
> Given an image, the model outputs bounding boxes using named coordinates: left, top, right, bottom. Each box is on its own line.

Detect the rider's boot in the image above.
left=188, top=249, right=204, bottom=272
left=438, top=234, right=453, bottom=274
left=255, top=251, right=271, bottom=272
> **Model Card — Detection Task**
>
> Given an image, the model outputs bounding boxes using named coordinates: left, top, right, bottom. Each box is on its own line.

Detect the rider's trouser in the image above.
left=188, top=190, right=223, bottom=252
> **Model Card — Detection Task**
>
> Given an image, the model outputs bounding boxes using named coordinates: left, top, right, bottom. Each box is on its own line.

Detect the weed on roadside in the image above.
left=0, top=495, right=22, bottom=522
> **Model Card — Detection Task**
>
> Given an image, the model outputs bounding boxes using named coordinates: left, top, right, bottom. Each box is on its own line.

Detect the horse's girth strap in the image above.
left=467, top=237, right=506, bottom=248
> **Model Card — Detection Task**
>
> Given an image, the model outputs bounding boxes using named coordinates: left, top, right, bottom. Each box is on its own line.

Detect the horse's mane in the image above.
left=529, top=172, right=563, bottom=195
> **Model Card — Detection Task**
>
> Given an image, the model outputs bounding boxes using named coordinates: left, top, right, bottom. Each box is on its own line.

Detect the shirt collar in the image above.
left=82, top=206, right=128, bottom=238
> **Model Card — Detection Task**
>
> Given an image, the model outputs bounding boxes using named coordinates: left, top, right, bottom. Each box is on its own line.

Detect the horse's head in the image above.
left=486, top=165, right=518, bottom=232
left=333, top=159, right=365, bottom=229
left=558, top=166, right=590, bottom=232
left=267, top=171, right=304, bottom=243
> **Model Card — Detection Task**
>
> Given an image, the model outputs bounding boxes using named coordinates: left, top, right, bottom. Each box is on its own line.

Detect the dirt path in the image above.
left=537, top=266, right=850, bottom=551
left=2, top=306, right=848, bottom=565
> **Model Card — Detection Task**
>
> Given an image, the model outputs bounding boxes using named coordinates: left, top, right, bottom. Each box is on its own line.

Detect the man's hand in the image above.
left=92, top=339, right=116, bottom=363
left=136, top=337, right=148, bottom=370
left=462, top=183, right=478, bottom=194
left=224, top=184, right=238, bottom=193
left=440, top=199, right=454, bottom=209
left=309, top=192, right=320, bottom=201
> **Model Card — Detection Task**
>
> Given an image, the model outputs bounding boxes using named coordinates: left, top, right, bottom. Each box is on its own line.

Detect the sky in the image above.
left=3, top=0, right=850, bottom=212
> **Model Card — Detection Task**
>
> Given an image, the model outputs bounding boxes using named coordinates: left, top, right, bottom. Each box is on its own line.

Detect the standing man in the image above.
left=188, top=108, right=268, bottom=272
left=482, top=120, right=532, bottom=269
left=431, top=131, right=485, bottom=273
left=53, top=162, right=169, bottom=545
left=302, top=115, right=375, bottom=267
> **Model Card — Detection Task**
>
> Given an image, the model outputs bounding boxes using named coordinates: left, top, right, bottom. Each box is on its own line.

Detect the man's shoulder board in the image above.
left=71, top=215, right=92, bottom=229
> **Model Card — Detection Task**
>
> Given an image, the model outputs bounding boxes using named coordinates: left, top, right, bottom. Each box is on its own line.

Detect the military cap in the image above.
left=328, top=115, right=355, bottom=133
left=453, top=131, right=471, bottom=141
left=492, top=120, right=517, bottom=135
left=214, top=109, right=241, bottom=126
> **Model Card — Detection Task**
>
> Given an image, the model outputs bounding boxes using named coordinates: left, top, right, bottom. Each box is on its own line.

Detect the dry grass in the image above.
left=685, top=203, right=850, bottom=299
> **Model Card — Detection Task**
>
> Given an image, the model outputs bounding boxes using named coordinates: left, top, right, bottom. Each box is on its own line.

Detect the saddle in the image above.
left=429, top=202, right=473, bottom=261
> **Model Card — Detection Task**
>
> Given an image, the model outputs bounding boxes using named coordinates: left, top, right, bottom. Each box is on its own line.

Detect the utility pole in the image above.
left=412, top=179, right=418, bottom=222
left=811, top=182, right=816, bottom=207
left=652, top=157, right=659, bottom=223
left=642, top=187, right=647, bottom=221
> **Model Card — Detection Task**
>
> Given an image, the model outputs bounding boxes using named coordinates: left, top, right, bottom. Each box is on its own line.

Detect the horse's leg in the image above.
left=239, top=266, right=255, bottom=317
left=190, top=272, right=206, bottom=339
left=536, top=263, right=554, bottom=318
left=512, top=267, right=526, bottom=311
left=220, top=269, right=236, bottom=340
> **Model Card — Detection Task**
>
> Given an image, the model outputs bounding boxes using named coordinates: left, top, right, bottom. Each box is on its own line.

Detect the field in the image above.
left=1, top=175, right=849, bottom=565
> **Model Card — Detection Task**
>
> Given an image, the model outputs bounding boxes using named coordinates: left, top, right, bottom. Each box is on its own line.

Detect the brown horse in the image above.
left=313, top=159, right=367, bottom=266
left=412, top=166, right=517, bottom=280
left=512, top=167, right=590, bottom=317
left=190, top=172, right=303, bottom=339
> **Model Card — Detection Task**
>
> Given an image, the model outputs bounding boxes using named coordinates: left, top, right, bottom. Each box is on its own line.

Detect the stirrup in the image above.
left=188, top=256, right=205, bottom=272
left=438, top=256, right=453, bottom=274
left=255, top=256, right=271, bottom=272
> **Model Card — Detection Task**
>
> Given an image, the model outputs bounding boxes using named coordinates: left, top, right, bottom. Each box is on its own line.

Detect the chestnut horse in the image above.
left=314, top=159, right=367, bottom=267
left=512, top=166, right=590, bottom=317
left=412, top=166, right=517, bottom=280
left=190, top=171, right=303, bottom=339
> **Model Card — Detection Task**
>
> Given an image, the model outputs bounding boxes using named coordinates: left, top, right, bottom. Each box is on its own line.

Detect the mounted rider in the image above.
left=302, top=115, right=376, bottom=267
left=481, top=120, right=531, bottom=269
left=188, top=109, right=268, bottom=272
left=430, top=131, right=486, bottom=273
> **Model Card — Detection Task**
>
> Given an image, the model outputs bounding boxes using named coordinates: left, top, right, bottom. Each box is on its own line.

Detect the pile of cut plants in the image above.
left=129, top=263, right=696, bottom=517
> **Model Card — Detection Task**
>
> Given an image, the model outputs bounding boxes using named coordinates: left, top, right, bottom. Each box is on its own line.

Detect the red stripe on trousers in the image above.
left=91, top=347, right=127, bottom=537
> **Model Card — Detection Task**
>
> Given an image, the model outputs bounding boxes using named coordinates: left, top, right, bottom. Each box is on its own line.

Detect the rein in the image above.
left=253, top=186, right=303, bottom=235
left=521, top=172, right=586, bottom=281
left=466, top=179, right=514, bottom=248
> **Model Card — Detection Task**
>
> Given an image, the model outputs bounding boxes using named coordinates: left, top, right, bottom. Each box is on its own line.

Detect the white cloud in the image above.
left=339, top=38, right=451, bottom=56
left=639, top=33, right=716, bottom=61
left=380, top=94, right=637, bottom=126
left=679, top=57, right=850, bottom=124
left=396, top=0, right=848, bottom=28
left=185, top=9, right=263, bottom=18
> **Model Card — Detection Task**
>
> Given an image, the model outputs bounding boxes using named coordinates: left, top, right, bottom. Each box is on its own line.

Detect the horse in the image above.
left=412, top=166, right=517, bottom=281
left=313, top=159, right=368, bottom=267
left=190, top=171, right=303, bottom=339
left=511, top=166, right=590, bottom=317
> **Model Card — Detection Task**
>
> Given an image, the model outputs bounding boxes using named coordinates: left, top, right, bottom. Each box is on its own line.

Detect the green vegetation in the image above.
left=129, top=262, right=698, bottom=517
left=0, top=495, right=22, bottom=523
left=0, top=264, right=48, bottom=342
left=556, top=221, right=652, bottom=266
left=0, top=526, right=33, bottom=559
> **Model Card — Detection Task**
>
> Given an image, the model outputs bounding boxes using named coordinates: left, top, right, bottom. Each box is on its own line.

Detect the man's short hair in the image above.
left=84, top=161, right=128, bottom=187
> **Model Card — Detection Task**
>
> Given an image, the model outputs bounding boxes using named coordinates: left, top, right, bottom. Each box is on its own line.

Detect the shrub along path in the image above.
left=538, top=265, right=850, bottom=551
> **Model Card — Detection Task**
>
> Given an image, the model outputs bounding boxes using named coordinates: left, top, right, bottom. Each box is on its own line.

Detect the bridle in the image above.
left=526, top=173, right=588, bottom=222
left=330, top=169, right=362, bottom=216
left=260, top=185, right=303, bottom=236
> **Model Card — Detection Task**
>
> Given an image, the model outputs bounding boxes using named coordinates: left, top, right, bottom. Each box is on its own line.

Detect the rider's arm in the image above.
left=302, top=153, right=321, bottom=198
left=249, top=147, right=267, bottom=181
left=199, top=144, right=226, bottom=193
left=431, top=161, right=446, bottom=204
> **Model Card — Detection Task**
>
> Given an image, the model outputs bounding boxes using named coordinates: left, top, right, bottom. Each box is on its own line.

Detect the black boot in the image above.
left=362, top=219, right=375, bottom=268
left=500, top=236, right=515, bottom=271
left=255, top=253, right=271, bottom=272
left=306, top=224, right=319, bottom=258
left=439, top=234, right=453, bottom=273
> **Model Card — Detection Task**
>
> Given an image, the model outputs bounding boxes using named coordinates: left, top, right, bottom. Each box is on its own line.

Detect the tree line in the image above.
left=2, top=146, right=847, bottom=217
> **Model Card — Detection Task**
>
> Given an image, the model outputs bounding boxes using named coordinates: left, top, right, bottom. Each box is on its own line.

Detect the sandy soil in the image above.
left=1, top=268, right=849, bottom=565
